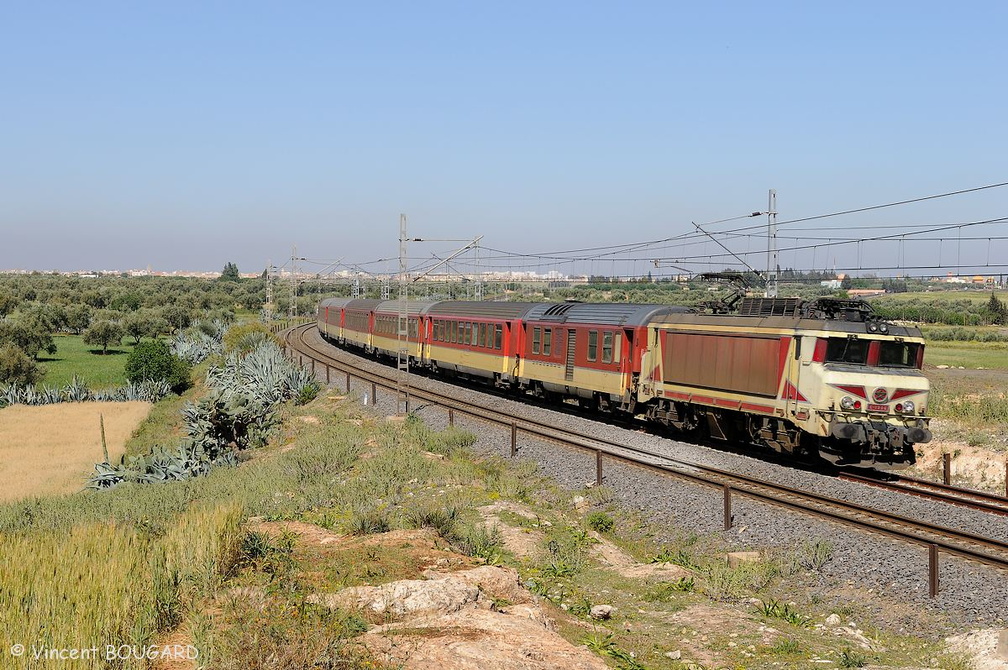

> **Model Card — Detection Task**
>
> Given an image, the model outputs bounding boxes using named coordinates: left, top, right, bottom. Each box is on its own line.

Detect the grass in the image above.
left=0, top=502, right=242, bottom=670
left=924, top=342, right=1008, bottom=369
left=0, top=401, right=152, bottom=501
left=0, top=385, right=984, bottom=670
left=38, top=334, right=143, bottom=389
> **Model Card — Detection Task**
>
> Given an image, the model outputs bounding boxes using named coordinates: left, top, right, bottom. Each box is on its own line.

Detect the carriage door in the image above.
left=565, top=329, right=577, bottom=382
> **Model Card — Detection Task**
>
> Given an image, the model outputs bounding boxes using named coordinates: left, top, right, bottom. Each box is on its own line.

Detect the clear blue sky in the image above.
left=2, top=1, right=1005, bottom=277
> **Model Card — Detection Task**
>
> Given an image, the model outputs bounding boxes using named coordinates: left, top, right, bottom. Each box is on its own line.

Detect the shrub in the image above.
left=125, top=340, right=192, bottom=393
left=0, top=342, right=43, bottom=386
left=223, top=322, right=278, bottom=355
left=586, top=511, right=614, bottom=533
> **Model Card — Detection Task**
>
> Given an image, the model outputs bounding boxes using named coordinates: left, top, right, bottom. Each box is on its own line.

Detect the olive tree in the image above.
left=83, top=320, right=124, bottom=354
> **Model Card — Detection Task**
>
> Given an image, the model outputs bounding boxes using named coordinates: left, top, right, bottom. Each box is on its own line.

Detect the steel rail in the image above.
left=838, top=472, right=1008, bottom=517
left=283, top=323, right=1008, bottom=577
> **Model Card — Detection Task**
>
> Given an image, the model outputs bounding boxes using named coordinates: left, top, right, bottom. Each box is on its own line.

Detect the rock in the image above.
left=997, top=629, right=1008, bottom=660
left=825, top=614, right=842, bottom=627
left=572, top=496, right=590, bottom=512
left=665, top=650, right=681, bottom=660
left=590, top=605, right=614, bottom=620
left=937, top=364, right=950, bottom=369
left=309, top=576, right=480, bottom=618
left=726, top=551, right=761, bottom=568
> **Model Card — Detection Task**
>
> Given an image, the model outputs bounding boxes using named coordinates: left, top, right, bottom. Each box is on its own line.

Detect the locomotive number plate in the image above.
left=867, top=404, right=889, bottom=413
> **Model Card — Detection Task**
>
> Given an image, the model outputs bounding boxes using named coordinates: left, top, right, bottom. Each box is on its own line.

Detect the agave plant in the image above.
left=61, top=375, right=92, bottom=402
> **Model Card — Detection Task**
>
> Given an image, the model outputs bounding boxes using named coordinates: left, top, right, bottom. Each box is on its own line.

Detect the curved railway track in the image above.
left=281, top=322, right=1008, bottom=595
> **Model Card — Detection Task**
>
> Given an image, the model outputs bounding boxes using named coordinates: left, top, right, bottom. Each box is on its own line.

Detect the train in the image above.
left=317, top=295, right=932, bottom=469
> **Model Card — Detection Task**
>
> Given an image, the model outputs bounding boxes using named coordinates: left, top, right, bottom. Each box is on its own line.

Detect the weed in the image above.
left=406, top=504, right=460, bottom=538
left=758, top=599, right=812, bottom=628
left=770, top=638, right=804, bottom=655
left=587, top=510, right=614, bottom=533
left=453, top=522, right=504, bottom=565
left=838, top=647, right=867, bottom=668
left=796, top=538, right=834, bottom=572
left=348, top=506, right=392, bottom=535
left=651, top=546, right=696, bottom=568
left=643, top=577, right=695, bottom=601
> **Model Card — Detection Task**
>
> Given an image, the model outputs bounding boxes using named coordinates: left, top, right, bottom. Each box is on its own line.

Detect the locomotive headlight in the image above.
left=867, top=322, right=879, bottom=333
left=840, top=396, right=856, bottom=410
left=902, top=400, right=914, bottom=414
left=879, top=323, right=889, bottom=334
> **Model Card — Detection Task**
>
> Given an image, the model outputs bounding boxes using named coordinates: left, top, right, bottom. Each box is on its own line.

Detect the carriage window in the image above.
left=825, top=337, right=868, bottom=365
left=532, top=327, right=541, bottom=354
left=450, top=321, right=457, bottom=343
left=543, top=328, right=552, bottom=356
left=494, top=325, right=503, bottom=350
left=879, top=341, right=921, bottom=368
left=479, top=323, right=487, bottom=348
left=602, top=331, right=613, bottom=363
left=587, top=330, right=598, bottom=362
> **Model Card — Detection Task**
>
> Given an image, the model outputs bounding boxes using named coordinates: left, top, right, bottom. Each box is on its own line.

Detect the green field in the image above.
left=38, top=335, right=138, bottom=388
left=924, top=341, right=1008, bottom=369
left=870, top=288, right=1008, bottom=304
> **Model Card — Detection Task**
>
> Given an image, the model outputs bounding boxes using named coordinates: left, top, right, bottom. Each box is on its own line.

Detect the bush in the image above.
left=223, top=322, right=277, bottom=355
left=586, top=511, right=614, bottom=533
left=125, top=340, right=192, bottom=393
left=0, top=343, right=43, bottom=386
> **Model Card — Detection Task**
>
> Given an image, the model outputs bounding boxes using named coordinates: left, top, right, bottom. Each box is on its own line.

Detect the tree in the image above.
left=65, top=304, right=92, bottom=334
left=0, top=317, right=56, bottom=360
left=987, top=292, right=1006, bottom=325
left=0, top=342, right=43, bottom=386
left=164, top=305, right=192, bottom=333
left=83, top=320, right=124, bottom=354
left=220, top=262, right=240, bottom=281
left=0, top=293, right=20, bottom=318
left=124, top=340, right=191, bottom=393
left=122, top=311, right=156, bottom=345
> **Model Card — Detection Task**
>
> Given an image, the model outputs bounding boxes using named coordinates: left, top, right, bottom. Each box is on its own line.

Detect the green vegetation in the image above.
left=40, top=335, right=136, bottom=388
left=125, top=339, right=192, bottom=393
left=925, top=342, right=1008, bottom=370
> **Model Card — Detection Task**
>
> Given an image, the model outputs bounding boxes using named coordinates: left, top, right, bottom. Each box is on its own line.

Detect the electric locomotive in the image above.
left=317, top=295, right=931, bottom=469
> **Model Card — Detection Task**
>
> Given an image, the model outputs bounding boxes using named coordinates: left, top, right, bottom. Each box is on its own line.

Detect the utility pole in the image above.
left=264, top=261, right=274, bottom=322
left=474, top=239, right=483, bottom=301
left=289, top=246, right=298, bottom=319
left=397, top=215, right=410, bottom=415
left=765, top=189, right=778, bottom=298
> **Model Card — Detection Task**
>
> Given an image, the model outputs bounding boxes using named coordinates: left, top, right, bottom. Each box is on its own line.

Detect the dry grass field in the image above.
left=0, top=401, right=152, bottom=501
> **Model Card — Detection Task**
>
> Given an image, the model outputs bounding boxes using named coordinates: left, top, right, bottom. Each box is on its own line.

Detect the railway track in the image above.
left=281, top=322, right=1008, bottom=595
left=839, top=471, right=1008, bottom=517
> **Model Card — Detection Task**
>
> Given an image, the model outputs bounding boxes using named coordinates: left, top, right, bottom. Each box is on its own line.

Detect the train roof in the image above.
left=424, top=301, right=540, bottom=319
left=524, top=302, right=694, bottom=327
left=375, top=300, right=439, bottom=316
left=319, top=297, right=355, bottom=310
left=339, top=299, right=384, bottom=312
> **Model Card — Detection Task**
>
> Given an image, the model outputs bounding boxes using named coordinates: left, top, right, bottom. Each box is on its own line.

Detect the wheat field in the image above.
left=0, top=401, right=152, bottom=501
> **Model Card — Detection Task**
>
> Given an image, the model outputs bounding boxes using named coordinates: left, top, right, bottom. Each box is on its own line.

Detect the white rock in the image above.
left=825, top=613, right=842, bottom=627
left=665, top=650, right=681, bottom=660
left=589, top=604, right=614, bottom=620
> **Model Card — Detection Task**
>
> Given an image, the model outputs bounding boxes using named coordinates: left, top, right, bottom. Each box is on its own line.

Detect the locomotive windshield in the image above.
left=821, top=337, right=923, bottom=369
left=825, top=337, right=868, bottom=364
left=878, top=341, right=921, bottom=368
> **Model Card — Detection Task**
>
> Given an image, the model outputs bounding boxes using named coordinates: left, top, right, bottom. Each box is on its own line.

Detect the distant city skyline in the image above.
left=2, top=2, right=1005, bottom=276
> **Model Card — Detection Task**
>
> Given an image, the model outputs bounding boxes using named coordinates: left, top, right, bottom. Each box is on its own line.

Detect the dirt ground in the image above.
left=0, top=401, right=152, bottom=501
